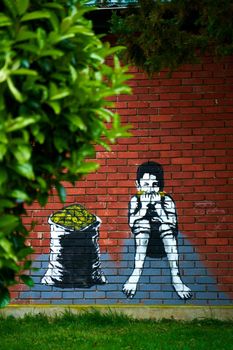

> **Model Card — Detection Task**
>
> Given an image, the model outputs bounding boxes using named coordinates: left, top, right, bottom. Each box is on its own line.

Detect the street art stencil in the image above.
left=122, top=161, right=192, bottom=300
left=41, top=204, right=107, bottom=288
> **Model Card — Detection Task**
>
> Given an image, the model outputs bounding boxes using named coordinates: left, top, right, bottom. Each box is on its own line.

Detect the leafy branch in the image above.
left=0, top=0, right=131, bottom=307
left=110, top=0, right=233, bottom=74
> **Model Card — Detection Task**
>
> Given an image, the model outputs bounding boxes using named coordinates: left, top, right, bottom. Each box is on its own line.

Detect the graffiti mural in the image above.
left=41, top=204, right=107, bottom=288
left=122, top=161, right=192, bottom=300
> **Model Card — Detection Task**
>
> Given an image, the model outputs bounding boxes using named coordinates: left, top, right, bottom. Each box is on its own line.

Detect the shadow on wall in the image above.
left=20, top=233, right=232, bottom=305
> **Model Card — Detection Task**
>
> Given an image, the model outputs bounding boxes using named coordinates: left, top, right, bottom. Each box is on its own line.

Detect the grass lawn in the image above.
left=0, top=311, right=232, bottom=350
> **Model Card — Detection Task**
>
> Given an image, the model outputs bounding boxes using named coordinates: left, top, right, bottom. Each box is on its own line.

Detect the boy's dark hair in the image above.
left=136, top=161, right=164, bottom=190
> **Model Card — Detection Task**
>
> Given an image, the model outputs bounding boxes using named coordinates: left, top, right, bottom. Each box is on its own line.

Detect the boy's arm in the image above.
left=128, top=195, right=148, bottom=229
left=154, top=195, right=177, bottom=228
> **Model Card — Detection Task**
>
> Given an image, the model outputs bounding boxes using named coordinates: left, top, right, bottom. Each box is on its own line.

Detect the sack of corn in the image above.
left=41, top=204, right=107, bottom=288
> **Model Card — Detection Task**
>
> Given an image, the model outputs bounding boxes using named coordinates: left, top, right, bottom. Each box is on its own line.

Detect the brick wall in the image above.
left=12, top=53, right=233, bottom=305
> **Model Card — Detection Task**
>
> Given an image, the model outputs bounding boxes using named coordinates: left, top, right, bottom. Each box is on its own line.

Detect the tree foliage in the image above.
left=0, top=0, right=131, bottom=307
left=110, top=0, right=233, bottom=74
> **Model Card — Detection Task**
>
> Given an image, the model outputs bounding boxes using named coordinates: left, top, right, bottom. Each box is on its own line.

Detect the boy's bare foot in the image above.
left=122, top=278, right=138, bottom=298
left=172, top=275, right=192, bottom=300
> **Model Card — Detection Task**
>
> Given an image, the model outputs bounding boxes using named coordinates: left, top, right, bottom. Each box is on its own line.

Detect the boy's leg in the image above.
left=122, top=230, right=149, bottom=298
left=161, top=226, right=192, bottom=300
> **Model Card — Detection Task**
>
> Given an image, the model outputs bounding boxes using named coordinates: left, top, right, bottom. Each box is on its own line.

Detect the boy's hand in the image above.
left=140, top=192, right=161, bottom=208
left=140, top=193, right=152, bottom=209
left=150, top=192, right=161, bottom=205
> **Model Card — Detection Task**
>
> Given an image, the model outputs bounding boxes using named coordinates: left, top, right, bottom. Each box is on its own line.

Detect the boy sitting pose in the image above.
left=122, top=161, right=192, bottom=300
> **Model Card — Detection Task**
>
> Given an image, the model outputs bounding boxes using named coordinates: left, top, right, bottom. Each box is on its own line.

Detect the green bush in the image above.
left=110, top=0, right=233, bottom=74
left=0, top=0, right=131, bottom=306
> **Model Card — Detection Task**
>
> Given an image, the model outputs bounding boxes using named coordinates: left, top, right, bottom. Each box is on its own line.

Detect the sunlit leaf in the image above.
left=21, top=10, right=51, bottom=22
left=10, top=190, right=30, bottom=201
left=77, top=162, right=100, bottom=174
left=10, top=69, right=38, bottom=76
left=5, top=116, right=39, bottom=133
left=7, top=78, right=24, bottom=102
left=12, top=163, right=35, bottom=180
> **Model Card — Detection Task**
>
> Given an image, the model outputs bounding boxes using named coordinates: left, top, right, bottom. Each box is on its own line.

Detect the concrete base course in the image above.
left=1, top=305, right=233, bottom=320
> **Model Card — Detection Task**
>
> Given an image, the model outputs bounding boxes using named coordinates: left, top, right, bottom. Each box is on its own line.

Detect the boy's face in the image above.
left=136, top=173, right=160, bottom=194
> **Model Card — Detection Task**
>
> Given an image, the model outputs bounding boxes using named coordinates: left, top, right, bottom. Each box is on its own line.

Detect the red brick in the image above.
left=137, top=107, right=158, bottom=115
left=111, top=145, right=127, bottom=151
left=128, top=101, right=149, bottom=108
left=171, top=128, right=192, bottom=136
left=161, top=136, right=182, bottom=143
left=206, top=238, right=229, bottom=245
left=204, top=164, right=226, bottom=171
left=138, top=95, right=159, bottom=102
left=160, top=150, right=181, bottom=158
left=160, top=93, right=180, bottom=100
left=172, top=158, right=193, bottom=165
left=115, top=102, right=127, bottom=108
left=180, top=107, right=202, bottom=114
left=149, top=144, right=171, bottom=151
left=118, top=151, right=138, bottom=159
left=133, top=87, right=149, bottom=94
left=172, top=72, right=192, bottom=78
left=173, top=143, right=192, bottom=150
left=150, top=101, right=171, bottom=107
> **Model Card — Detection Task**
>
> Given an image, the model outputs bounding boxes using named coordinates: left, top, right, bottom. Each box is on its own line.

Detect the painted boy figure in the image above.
left=123, top=161, right=192, bottom=300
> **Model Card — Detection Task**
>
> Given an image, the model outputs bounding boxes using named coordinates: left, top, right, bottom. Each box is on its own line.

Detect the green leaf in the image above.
left=15, top=43, right=39, bottom=54
left=20, top=274, right=34, bottom=287
left=48, top=32, right=75, bottom=45
left=37, top=192, right=48, bottom=207
left=0, top=13, right=12, bottom=27
left=55, top=183, right=66, bottom=203
left=0, top=238, right=15, bottom=256
left=37, top=28, right=46, bottom=50
left=12, top=144, right=31, bottom=164
left=18, top=247, right=33, bottom=260
left=15, top=28, right=36, bottom=42
left=77, top=162, right=99, bottom=174
left=0, top=287, right=10, bottom=308
left=48, top=11, right=59, bottom=32
left=31, top=125, right=45, bottom=144
left=36, top=177, right=47, bottom=190
left=2, top=0, right=17, bottom=18
left=47, top=101, right=61, bottom=114
left=10, top=190, right=30, bottom=202
left=43, top=3, right=63, bottom=10
left=95, top=108, right=113, bottom=122
left=5, top=116, right=40, bottom=133
left=67, top=25, right=93, bottom=36
left=69, top=64, right=77, bottom=82
left=39, top=49, right=64, bottom=58
left=66, top=115, right=87, bottom=131
left=0, top=144, right=7, bottom=161
left=21, top=10, right=51, bottom=22
left=54, top=136, right=68, bottom=152
left=0, top=200, right=15, bottom=209
left=61, top=17, right=73, bottom=33
left=15, top=0, right=29, bottom=16
left=22, top=260, right=32, bottom=270
left=0, top=214, right=19, bottom=232
left=7, top=78, right=24, bottom=102
left=10, top=69, right=38, bottom=76
left=50, top=89, right=70, bottom=100
left=12, top=163, right=35, bottom=180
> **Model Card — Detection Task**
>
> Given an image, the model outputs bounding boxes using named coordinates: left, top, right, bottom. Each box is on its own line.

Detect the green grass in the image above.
left=0, top=311, right=233, bottom=350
